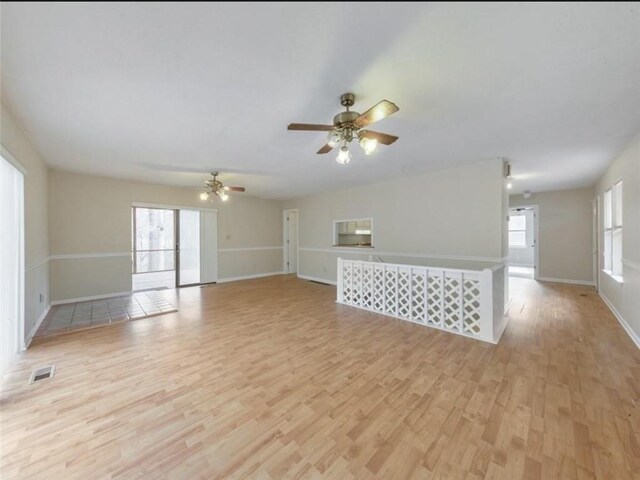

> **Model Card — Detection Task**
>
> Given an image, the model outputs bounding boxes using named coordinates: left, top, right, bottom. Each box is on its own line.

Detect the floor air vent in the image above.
left=30, top=365, right=55, bottom=384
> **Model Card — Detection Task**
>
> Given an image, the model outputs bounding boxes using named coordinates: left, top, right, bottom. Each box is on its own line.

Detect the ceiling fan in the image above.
left=200, top=172, right=245, bottom=202
left=288, top=92, right=399, bottom=164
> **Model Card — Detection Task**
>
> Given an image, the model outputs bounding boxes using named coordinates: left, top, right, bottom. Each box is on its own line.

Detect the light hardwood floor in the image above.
left=1, top=276, right=639, bottom=479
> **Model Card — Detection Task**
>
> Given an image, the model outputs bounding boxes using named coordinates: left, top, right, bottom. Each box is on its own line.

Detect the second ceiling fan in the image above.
left=288, top=93, right=399, bottom=164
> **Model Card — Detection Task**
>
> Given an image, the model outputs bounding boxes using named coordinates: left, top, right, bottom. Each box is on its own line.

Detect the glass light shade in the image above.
left=506, top=182, right=513, bottom=189
left=327, top=130, right=341, bottom=148
left=218, top=191, right=229, bottom=202
left=336, top=146, right=351, bottom=164
left=200, top=192, right=209, bottom=201
left=359, top=137, right=378, bottom=155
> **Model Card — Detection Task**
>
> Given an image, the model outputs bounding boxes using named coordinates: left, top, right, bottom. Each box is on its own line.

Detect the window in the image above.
left=333, top=218, right=373, bottom=248
left=603, top=180, right=623, bottom=281
left=508, top=214, right=527, bottom=247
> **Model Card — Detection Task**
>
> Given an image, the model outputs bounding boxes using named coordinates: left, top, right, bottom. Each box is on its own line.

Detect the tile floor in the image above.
left=36, top=291, right=177, bottom=338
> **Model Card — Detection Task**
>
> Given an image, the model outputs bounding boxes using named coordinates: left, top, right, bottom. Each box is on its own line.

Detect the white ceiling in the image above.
left=2, top=3, right=640, bottom=199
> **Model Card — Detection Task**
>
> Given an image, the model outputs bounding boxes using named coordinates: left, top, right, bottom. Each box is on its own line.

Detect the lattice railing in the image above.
left=337, top=258, right=503, bottom=343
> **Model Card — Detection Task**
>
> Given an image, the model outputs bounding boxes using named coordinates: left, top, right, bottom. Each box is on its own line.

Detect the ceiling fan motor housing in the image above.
left=333, top=110, right=359, bottom=127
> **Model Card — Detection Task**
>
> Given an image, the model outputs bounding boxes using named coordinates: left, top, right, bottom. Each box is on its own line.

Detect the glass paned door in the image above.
left=178, top=209, right=201, bottom=286
left=132, top=207, right=176, bottom=290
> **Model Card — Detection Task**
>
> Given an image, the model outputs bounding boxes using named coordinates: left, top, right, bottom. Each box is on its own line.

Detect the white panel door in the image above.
left=0, top=154, right=24, bottom=377
left=287, top=210, right=298, bottom=273
left=200, top=210, right=218, bottom=283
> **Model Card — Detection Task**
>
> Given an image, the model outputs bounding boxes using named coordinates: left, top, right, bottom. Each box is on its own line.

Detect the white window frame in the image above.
left=332, top=217, right=374, bottom=249
left=602, top=180, right=623, bottom=283
left=508, top=213, right=528, bottom=248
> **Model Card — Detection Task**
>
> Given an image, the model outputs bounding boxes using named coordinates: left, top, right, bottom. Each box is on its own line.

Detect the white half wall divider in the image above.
left=336, top=258, right=507, bottom=344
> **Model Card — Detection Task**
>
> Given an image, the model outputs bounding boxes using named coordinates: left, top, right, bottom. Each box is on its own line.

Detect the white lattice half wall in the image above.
left=337, top=258, right=505, bottom=344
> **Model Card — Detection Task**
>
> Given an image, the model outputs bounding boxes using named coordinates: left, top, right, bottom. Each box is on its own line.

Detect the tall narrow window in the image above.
left=508, top=214, right=527, bottom=247
left=603, top=180, right=623, bottom=280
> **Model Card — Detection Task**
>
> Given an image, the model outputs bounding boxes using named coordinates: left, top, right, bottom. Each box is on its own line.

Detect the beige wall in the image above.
left=49, top=170, right=283, bottom=301
left=284, top=159, right=508, bottom=283
left=1, top=101, right=50, bottom=343
left=510, top=187, right=595, bottom=284
left=596, top=131, right=640, bottom=345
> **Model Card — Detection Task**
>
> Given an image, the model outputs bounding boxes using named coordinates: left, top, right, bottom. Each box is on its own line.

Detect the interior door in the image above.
left=287, top=210, right=298, bottom=273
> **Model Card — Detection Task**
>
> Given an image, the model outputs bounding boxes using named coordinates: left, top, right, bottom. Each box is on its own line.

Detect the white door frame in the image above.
left=509, top=205, right=539, bottom=280
left=0, top=147, right=25, bottom=366
left=282, top=209, right=299, bottom=274
left=131, top=202, right=218, bottom=287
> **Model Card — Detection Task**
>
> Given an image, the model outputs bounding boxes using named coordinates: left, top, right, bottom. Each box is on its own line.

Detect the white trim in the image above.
left=218, top=246, right=283, bottom=252
left=599, top=292, right=640, bottom=350
left=217, top=271, right=284, bottom=283
left=298, top=247, right=504, bottom=264
left=50, top=291, right=132, bottom=306
left=50, top=252, right=130, bottom=260
left=622, top=258, right=640, bottom=272
left=26, top=257, right=50, bottom=272
left=132, top=201, right=218, bottom=212
left=601, top=269, right=624, bottom=284
left=508, top=262, right=535, bottom=268
left=0, top=144, right=27, bottom=175
left=23, top=305, right=50, bottom=350
left=537, top=276, right=595, bottom=286
left=297, top=274, right=337, bottom=286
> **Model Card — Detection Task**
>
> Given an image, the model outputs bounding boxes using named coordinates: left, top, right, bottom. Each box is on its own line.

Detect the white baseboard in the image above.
left=297, top=274, right=337, bottom=286
left=508, top=263, right=534, bottom=268
left=599, top=292, right=640, bottom=350
left=50, top=291, right=132, bottom=306
left=23, top=304, right=50, bottom=350
left=217, top=271, right=284, bottom=284
left=537, top=276, right=595, bottom=286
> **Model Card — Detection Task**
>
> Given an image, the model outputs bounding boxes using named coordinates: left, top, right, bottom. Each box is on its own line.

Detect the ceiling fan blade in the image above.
left=359, top=130, right=399, bottom=145
left=288, top=123, right=334, bottom=131
left=354, top=100, right=399, bottom=128
left=317, top=143, right=334, bottom=154
left=224, top=186, right=245, bottom=192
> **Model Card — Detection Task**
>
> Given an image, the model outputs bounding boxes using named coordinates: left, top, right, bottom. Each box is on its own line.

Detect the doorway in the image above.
left=132, top=205, right=218, bottom=291
left=0, top=151, right=25, bottom=377
left=283, top=209, right=298, bottom=274
left=508, top=205, right=539, bottom=280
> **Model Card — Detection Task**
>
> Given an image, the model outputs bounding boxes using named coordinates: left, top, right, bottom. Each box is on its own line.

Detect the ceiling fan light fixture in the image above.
left=200, top=192, right=209, bottom=201
left=327, top=130, right=341, bottom=148
left=218, top=190, right=229, bottom=202
left=336, top=146, right=351, bottom=165
left=359, top=136, right=378, bottom=155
